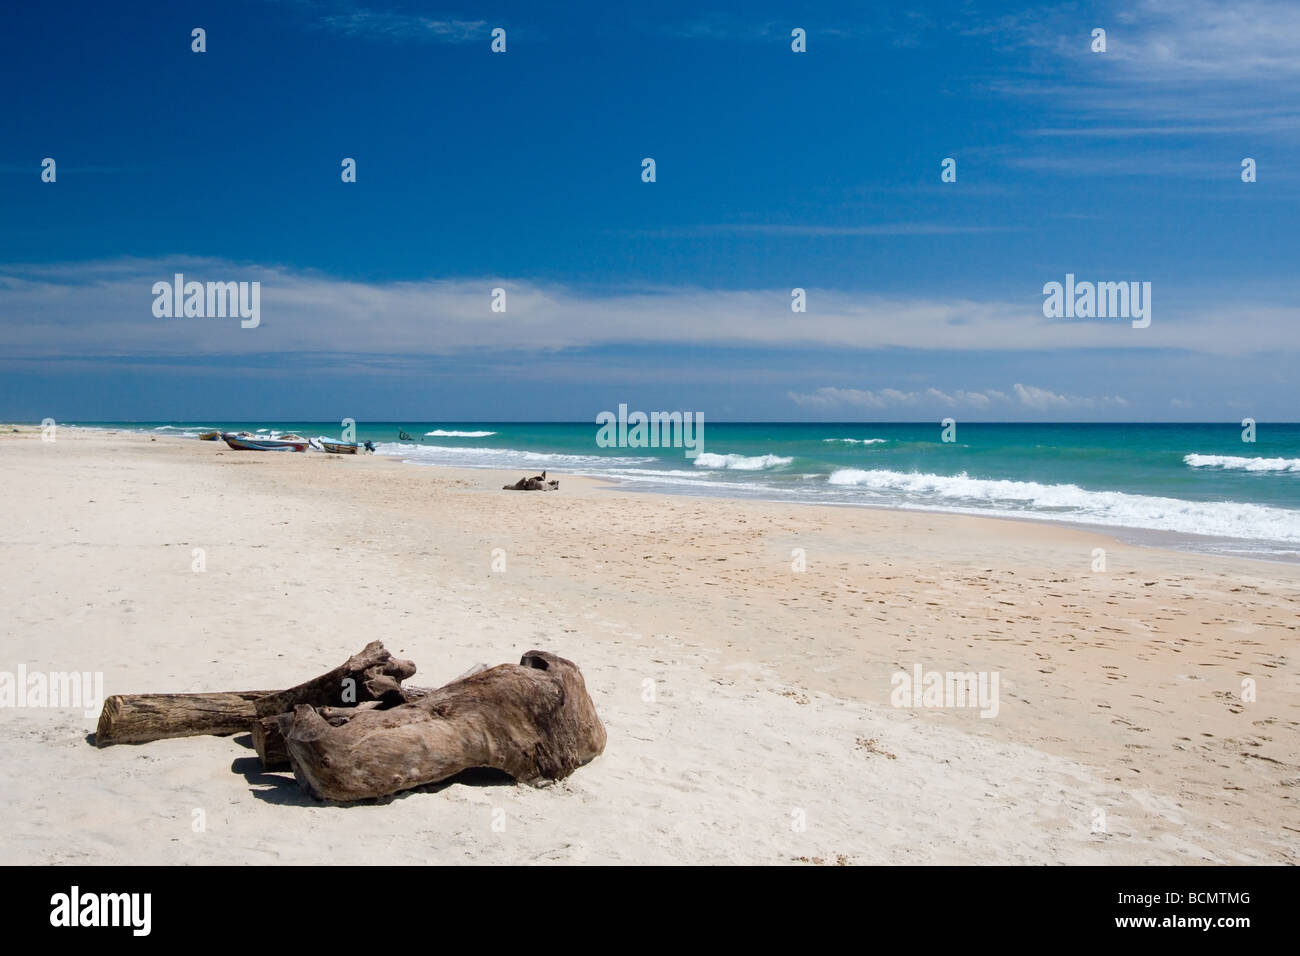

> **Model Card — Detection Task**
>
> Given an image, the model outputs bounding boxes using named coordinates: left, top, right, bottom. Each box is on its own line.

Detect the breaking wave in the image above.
left=826, top=468, right=1300, bottom=544
left=1184, top=454, right=1300, bottom=473
left=693, top=453, right=793, bottom=470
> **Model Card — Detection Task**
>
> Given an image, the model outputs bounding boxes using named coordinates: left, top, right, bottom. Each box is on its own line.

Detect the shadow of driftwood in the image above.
left=242, top=762, right=517, bottom=808
left=236, top=757, right=320, bottom=807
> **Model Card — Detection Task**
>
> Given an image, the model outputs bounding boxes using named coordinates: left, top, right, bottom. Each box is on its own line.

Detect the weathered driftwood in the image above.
left=252, top=641, right=416, bottom=717
left=253, top=682, right=460, bottom=770
left=254, top=668, right=482, bottom=770
left=283, top=650, right=606, bottom=801
left=502, top=472, right=560, bottom=491
left=252, top=715, right=290, bottom=768
left=253, top=703, right=384, bottom=768
left=94, top=691, right=274, bottom=747
left=95, top=641, right=416, bottom=747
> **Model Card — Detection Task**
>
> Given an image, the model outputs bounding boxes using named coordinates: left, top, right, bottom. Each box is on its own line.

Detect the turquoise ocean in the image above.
left=76, top=421, right=1300, bottom=559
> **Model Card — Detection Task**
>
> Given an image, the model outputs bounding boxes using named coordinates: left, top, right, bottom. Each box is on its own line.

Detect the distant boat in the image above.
left=198, top=431, right=221, bottom=441
left=221, top=432, right=309, bottom=452
left=310, top=438, right=376, bottom=455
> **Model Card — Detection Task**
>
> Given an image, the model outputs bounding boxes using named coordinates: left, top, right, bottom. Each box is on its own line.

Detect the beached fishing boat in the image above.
left=310, top=438, right=376, bottom=454
left=198, top=431, right=220, bottom=441
left=221, top=432, right=309, bottom=452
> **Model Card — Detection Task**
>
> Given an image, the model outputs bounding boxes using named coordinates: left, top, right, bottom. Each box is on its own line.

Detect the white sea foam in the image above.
left=601, top=467, right=708, bottom=479
left=152, top=425, right=214, bottom=438
left=693, top=453, right=793, bottom=470
left=823, top=438, right=886, bottom=444
left=424, top=430, right=496, bottom=438
left=1184, top=454, right=1300, bottom=473
left=152, top=426, right=222, bottom=442
left=827, top=468, right=1300, bottom=544
left=362, top=436, right=1300, bottom=549
left=373, top=442, right=655, bottom=469
left=589, top=469, right=761, bottom=493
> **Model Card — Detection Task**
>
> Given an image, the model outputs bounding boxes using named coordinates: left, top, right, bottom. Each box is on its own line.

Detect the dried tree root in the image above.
left=283, top=650, right=606, bottom=801
left=252, top=641, right=416, bottom=717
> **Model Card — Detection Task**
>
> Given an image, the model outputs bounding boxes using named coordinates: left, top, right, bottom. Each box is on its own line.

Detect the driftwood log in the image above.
left=283, top=650, right=606, bottom=801
left=502, top=472, right=559, bottom=491
left=93, top=645, right=605, bottom=802
left=94, top=690, right=275, bottom=747
left=95, top=641, right=416, bottom=747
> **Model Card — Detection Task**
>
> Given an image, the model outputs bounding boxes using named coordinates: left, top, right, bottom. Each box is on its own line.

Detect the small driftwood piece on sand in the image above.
left=283, top=650, right=606, bottom=801
left=95, top=641, right=416, bottom=747
left=502, top=471, right=559, bottom=491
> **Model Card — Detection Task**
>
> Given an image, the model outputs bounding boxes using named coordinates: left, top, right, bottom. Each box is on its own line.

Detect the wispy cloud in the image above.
left=283, top=1, right=486, bottom=43
left=1105, top=0, right=1300, bottom=82
left=634, top=223, right=1011, bottom=238
left=1, top=258, right=1295, bottom=362
left=1026, top=126, right=1261, bottom=138
left=1011, top=383, right=1128, bottom=410
left=666, top=17, right=787, bottom=41
left=664, top=15, right=864, bottom=42
left=788, top=384, right=1129, bottom=411
left=976, top=0, right=1300, bottom=152
left=1001, top=153, right=1231, bottom=178
left=969, top=0, right=1300, bottom=81
left=319, top=11, right=485, bottom=42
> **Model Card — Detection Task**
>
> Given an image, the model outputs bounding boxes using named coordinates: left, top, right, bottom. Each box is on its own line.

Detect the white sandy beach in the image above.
left=0, top=427, right=1296, bottom=864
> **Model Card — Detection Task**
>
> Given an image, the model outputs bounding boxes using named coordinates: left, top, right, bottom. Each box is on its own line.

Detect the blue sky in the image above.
left=1, top=0, right=1297, bottom=421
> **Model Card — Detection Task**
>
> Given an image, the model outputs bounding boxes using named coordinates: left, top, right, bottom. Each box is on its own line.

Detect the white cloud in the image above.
left=0, top=257, right=1295, bottom=361
left=982, top=0, right=1300, bottom=142
left=1011, top=383, right=1127, bottom=409
left=284, top=1, right=486, bottom=43
left=1108, top=0, right=1300, bottom=82
left=319, top=13, right=486, bottom=42
left=789, top=383, right=1126, bottom=411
